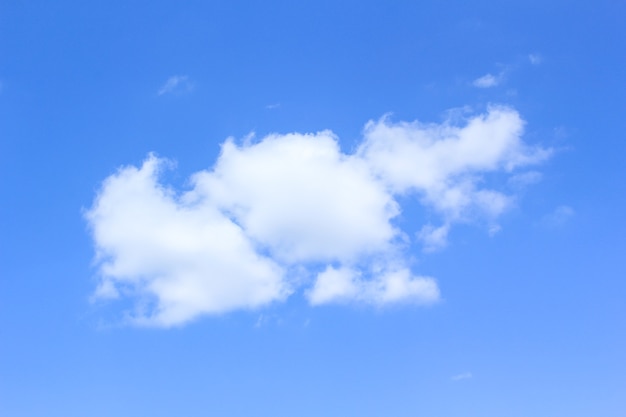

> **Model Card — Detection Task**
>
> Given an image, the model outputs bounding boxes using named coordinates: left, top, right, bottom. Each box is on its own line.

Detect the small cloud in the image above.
left=472, top=73, right=501, bottom=88
left=254, top=314, right=274, bottom=328
left=529, top=54, right=542, bottom=65
left=307, top=266, right=440, bottom=306
left=487, top=224, right=501, bottom=236
left=417, top=224, right=450, bottom=252
left=158, top=75, right=193, bottom=96
left=542, top=205, right=575, bottom=228
left=508, top=171, right=543, bottom=188
left=266, top=103, right=280, bottom=110
left=451, top=372, right=472, bottom=381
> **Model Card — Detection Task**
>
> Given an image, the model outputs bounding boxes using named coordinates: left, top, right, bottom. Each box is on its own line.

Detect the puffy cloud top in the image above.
left=191, top=132, right=399, bottom=263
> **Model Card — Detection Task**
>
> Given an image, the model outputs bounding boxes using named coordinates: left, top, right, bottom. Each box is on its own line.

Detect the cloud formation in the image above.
left=472, top=73, right=502, bottom=88
left=158, top=75, right=193, bottom=96
left=508, top=170, right=543, bottom=189
left=86, top=106, right=550, bottom=326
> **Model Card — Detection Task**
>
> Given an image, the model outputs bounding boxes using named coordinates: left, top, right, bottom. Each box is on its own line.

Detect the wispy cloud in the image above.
left=85, top=106, right=550, bottom=326
left=451, top=372, right=472, bottom=381
left=266, top=103, right=280, bottom=110
left=508, top=171, right=543, bottom=188
left=472, top=72, right=503, bottom=88
left=158, top=75, right=193, bottom=96
left=542, top=205, right=575, bottom=228
left=528, top=53, right=542, bottom=65
left=254, top=314, right=282, bottom=328
left=417, top=224, right=450, bottom=252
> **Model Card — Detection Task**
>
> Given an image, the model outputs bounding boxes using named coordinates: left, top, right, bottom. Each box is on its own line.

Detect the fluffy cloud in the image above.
left=85, top=106, right=549, bottom=326
left=308, top=266, right=439, bottom=306
left=359, top=106, right=549, bottom=221
left=189, top=132, right=399, bottom=264
left=85, top=156, right=289, bottom=326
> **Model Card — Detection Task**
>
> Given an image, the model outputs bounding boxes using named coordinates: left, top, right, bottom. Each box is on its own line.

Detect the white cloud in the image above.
left=191, top=132, right=399, bottom=264
left=158, top=75, right=193, bottom=96
left=307, top=266, right=361, bottom=304
left=417, top=224, right=450, bottom=252
left=358, top=106, right=549, bottom=222
left=85, top=155, right=289, bottom=326
left=85, top=106, right=550, bottom=326
left=307, top=266, right=439, bottom=306
left=451, top=372, right=472, bottom=381
left=472, top=73, right=501, bottom=88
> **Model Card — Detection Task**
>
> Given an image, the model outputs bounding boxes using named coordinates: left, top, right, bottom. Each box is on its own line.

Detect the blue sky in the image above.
left=1, top=1, right=625, bottom=415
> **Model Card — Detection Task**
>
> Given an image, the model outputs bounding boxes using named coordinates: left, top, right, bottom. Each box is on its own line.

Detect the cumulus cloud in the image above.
left=158, top=75, right=193, bottom=96
left=85, top=156, right=289, bottom=326
left=191, top=132, right=399, bottom=264
left=85, top=105, right=550, bottom=326
left=307, top=266, right=439, bottom=306
left=359, top=106, right=549, bottom=221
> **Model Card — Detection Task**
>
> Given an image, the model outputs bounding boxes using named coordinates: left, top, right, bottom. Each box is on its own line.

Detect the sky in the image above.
left=1, top=1, right=625, bottom=416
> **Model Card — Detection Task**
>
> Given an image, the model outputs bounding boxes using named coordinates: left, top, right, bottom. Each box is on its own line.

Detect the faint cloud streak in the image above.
left=542, top=205, right=575, bottom=228
left=529, top=54, right=542, bottom=65
left=508, top=171, right=543, bottom=189
left=158, top=75, right=193, bottom=96
left=451, top=372, right=472, bottom=381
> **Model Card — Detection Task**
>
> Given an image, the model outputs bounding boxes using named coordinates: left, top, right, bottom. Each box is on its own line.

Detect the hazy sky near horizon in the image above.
left=1, top=1, right=625, bottom=416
